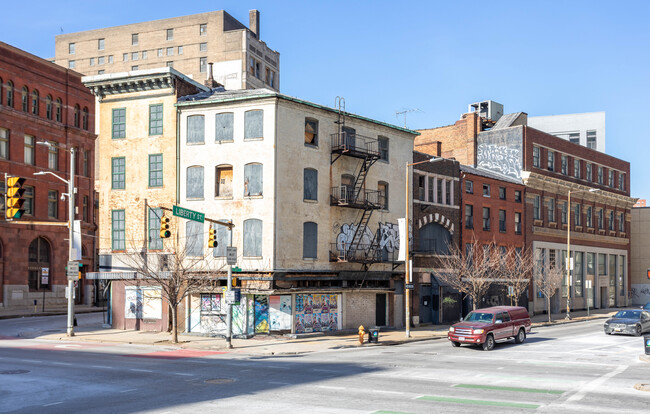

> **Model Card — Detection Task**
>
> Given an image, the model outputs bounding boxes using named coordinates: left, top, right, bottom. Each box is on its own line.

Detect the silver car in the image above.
left=604, top=310, right=650, bottom=336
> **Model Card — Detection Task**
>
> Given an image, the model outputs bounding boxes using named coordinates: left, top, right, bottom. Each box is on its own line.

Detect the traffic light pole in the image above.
left=226, top=264, right=233, bottom=349
left=66, top=148, right=75, bottom=337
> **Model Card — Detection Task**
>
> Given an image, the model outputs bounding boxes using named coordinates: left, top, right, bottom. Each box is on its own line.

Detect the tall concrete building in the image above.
left=528, top=112, right=606, bottom=153
left=54, top=10, right=279, bottom=91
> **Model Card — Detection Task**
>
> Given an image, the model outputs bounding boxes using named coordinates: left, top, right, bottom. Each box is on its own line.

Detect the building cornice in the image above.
left=521, top=171, right=637, bottom=208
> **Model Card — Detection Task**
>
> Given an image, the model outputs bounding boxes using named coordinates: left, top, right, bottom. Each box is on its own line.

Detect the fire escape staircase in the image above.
left=329, top=98, right=385, bottom=264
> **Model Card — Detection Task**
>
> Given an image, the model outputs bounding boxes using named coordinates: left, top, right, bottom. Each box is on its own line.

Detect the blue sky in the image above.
left=3, top=1, right=649, bottom=199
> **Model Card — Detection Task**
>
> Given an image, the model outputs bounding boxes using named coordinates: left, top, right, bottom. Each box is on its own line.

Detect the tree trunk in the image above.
left=546, top=296, right=552, bottom=323
left=171, top=305, right=178, bottom=343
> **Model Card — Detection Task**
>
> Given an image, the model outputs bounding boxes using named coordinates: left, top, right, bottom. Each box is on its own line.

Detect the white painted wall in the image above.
left=528, top=112, right=606, bottom=153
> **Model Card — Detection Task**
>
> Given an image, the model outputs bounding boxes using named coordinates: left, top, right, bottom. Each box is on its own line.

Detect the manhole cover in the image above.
left=205, top=378, right=235, bottom=384
left=0, top=370, right=29, bottom=375
left=634, top=383, right=650, bottom=392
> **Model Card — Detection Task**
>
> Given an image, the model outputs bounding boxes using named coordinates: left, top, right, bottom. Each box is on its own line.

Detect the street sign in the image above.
left=226, top=247, right=237, bottom=265
left=405, top=283, right=414, bottom=290
left=67, top=261, right=80, bottom=279
left=172, top=205, right=205, bottom=223
left=225, top=289, right=236, bottom=304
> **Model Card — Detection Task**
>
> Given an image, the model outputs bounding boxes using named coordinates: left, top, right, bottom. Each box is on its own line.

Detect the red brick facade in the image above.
left=0, top=42, right=97, bottom=309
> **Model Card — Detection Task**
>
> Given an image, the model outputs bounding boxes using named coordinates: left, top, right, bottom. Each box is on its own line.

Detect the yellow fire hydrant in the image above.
left=358, top=325, right=366, bottom=345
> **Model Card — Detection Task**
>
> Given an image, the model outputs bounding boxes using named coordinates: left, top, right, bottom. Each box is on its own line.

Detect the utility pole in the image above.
left=66, top=148, right=76, bottom=336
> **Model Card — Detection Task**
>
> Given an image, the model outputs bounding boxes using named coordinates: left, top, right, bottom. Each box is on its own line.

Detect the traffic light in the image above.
left=5, top=176, right=26, bottom=219
left=160, top=216, right=171, bottom=238
left=208, top=226, right=218, bottom=248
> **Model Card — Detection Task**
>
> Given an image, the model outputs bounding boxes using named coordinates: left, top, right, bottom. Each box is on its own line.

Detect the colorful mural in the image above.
left=294, top=294, right=341, bottom=334
left=269, top=295, right=292, bottom=330
left=254, top=295, right=269, bottom=333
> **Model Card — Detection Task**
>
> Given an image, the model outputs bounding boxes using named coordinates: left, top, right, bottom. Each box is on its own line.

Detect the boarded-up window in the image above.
left=244, top=163, right=263, bottom=196
left=186, top=166, right=204, bottom=199
left=303, top=222, right=317, bottom=259
left=215, top=112, right=234, bottom=142
left=378, top=181, right=388, bottom=209
left=305, top=118, right=318, bottom=146
left=213, top=219, right=231, bottom=258
left=187, top=115, right=205, bottom=144
left=304, top=168, right=318, bottom=201
left=186, top=221, right=203, bottom=257
left=244, top=219, right=262, bottom=257
left=244, top=110, right=263, bottom=139
left=215, top=165, right=233, bottom=197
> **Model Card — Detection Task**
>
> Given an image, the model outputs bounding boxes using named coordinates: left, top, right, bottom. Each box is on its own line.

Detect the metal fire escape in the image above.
left=330, top=97, right=383, bottom=264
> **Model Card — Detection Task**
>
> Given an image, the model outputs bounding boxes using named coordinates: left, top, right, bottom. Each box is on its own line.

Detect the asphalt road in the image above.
left=0, top=316, right=648, bottom=413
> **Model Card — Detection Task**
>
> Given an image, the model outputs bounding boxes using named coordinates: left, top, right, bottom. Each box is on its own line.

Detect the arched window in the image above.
left=28, top=237, right=51, bottom=290
left=45, top=95, right=53, bottom=119
left=6, top=81, right=13, bottom=107
left=186, top=115, right=205, bottom=144
left=31, top=90, right=39, bottom=115
left=82, top=107, right=89, bottom=130
left=74, top=104, right=80, bottom=128
left=244, top=163, right=263, bottom=196
left=243, top=219, right=262, bottom=257
left=186, top=166, right=204, bottom=199
left=55, top=98, right=62, bottom=122
left=418, top=222, right=451, bottom=254
left=21, top=86, right=29, bottom=112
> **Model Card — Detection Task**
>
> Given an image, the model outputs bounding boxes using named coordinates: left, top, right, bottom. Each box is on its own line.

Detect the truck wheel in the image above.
left=514, top=328, right=526, bottom=344
left=451, top=341, right=460, bottom=347
left=482, top=334, right=495, bottom=351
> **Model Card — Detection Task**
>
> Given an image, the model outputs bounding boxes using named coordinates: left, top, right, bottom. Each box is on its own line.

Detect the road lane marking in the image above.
left=129, top=368, right=153, bottom=373
left=43, top=402, right=63, bottom=407
left=417, top=395, right=539, bottom=410
left=91, top=365, right=113, bottom=369
left=52, top=362, right=73, bottom=366
left=120, top=389, right=138, bottom=393
left=453, top=384, right=564, bottom=394
left=317, top=385, right=346, bottom=390
left=565, top=364, right=628, bottom=403
left=173, top=373, right=193, bottom=376
left=268, top=381, right=291, bottom=385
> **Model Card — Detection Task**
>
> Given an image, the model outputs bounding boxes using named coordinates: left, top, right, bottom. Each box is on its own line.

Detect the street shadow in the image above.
left=0, top=343, right=382, bottom=414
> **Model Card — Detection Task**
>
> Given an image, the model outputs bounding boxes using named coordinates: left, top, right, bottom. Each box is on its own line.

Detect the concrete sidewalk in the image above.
left=0, top=305, right=619, bottom=356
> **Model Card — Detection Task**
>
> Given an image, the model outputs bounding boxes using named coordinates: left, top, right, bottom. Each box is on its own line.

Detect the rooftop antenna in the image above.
left=395, top=108, right=422, bottom=128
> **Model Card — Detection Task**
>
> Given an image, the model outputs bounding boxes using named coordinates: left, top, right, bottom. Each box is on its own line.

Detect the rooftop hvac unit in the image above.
left=468, top=100, right=504, bottom=122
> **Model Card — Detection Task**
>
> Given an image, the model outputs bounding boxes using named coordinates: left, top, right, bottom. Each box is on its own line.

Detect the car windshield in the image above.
left=643, top=303, right=650, bottom=310
left=463, top=312, right=493, bottom=323
left=613, top=310, right=641, bottom=319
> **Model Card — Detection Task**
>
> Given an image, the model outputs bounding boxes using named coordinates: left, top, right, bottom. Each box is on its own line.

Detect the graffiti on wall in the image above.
left=335, top=222, right=400, bottom=252
left=477, top=144, right=522, bottom=179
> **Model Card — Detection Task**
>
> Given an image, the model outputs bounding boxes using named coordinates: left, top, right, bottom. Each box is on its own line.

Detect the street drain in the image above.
left=0, top=370, right=29, bottom=375
left=205, top=378, right=235, bottom=384
left=634, top=383, right=650, bottom=392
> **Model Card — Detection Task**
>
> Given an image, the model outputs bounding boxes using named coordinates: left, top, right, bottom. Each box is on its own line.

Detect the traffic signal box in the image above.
left=160, top=216, right=171, bottom=238
left=5, top=176, right=26, bottom=219
left=208, top=227, right=218, bottom=248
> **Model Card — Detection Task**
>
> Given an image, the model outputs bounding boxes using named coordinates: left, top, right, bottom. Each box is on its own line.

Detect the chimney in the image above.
left=249, top=10, right=260, bottom=39
left=204, top=62, right=222, bottom=88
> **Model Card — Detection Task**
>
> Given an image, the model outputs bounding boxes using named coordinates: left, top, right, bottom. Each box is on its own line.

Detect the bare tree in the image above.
left=120, top=232, right=225, bottom=343
left=436, top=241, right=499, bottom=311
left=497, top=246, right=535, bottom=307
left=533, top=251, right=565, bottom=323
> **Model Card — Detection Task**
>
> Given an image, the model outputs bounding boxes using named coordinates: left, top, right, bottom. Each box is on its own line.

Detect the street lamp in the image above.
left=34, top=141, right=76, bottom=336
left=404, top=156, right=443, bottom=337
left=565, top=187, right=599, bottom=320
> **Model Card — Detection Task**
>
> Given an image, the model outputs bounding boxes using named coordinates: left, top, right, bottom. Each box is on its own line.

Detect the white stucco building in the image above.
left=175, top=88, right=417, bottom=335
left=528, top=112, right=606, bottom=153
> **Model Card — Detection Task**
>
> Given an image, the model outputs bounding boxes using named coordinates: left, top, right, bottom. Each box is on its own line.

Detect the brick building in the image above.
left=0, top=42, right=97, bottom=309
left=410, top=151, right=461, bottom=324
left=460, top=165, right=526, bottom=309
left=416, top=107, right=635, bottom=314
left=54, top=10, right=279, bottom=92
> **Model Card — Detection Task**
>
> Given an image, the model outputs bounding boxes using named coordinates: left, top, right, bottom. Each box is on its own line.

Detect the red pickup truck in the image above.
left=447, top=306, right=532, bottom=351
